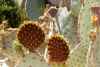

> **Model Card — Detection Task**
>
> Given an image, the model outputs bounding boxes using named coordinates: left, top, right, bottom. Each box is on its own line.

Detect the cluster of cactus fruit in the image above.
left=17, top=6, right=70, bottom=65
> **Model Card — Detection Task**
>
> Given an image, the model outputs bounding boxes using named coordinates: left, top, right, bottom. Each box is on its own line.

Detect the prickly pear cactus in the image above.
left=1, top=0, right=100, bottom=67
left=90, top=1, right=100, bottom=67
left=95, top=29, right=100, bottom=67
left=67, top=0, right=100, bottom=67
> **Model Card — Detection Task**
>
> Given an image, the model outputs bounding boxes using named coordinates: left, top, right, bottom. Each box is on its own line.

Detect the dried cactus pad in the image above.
left=47, top=35, right=70, bottom=63
left=17, top=23, right=45, bottom=52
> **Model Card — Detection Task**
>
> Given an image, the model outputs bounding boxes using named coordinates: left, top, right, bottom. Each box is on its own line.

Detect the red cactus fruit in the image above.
left=47, top=7, right=58, bottom=17
left=17, top=22, right=45, bottom=52
left=47, top=35, right=69, bottom=63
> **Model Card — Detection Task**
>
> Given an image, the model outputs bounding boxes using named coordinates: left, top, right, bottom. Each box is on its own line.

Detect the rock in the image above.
left=0, top=28, right=18, bottom=49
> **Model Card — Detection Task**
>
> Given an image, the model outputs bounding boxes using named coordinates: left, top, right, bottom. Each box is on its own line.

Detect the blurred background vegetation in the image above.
left=0, top=0, right=28, bottom=28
